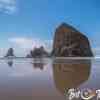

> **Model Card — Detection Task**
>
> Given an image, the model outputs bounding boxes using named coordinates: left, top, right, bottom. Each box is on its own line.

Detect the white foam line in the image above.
left=0, top=57, right=97, bottom=60
left=52, top=57, right=98, bottom=60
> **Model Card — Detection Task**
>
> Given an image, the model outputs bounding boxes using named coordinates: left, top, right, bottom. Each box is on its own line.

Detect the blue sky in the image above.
left=0, top=0, right=99, bottom=56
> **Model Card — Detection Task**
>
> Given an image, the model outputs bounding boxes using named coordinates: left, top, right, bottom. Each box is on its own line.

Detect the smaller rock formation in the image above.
left=52, top=23, right=93, bottom=57
left=5, top=48, right=15, bottom=58
left=26, top=46, right=49, bottom=58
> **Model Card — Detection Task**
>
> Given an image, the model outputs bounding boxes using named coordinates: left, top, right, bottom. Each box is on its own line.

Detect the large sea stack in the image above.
left=52, top=23, right=93, bottom=57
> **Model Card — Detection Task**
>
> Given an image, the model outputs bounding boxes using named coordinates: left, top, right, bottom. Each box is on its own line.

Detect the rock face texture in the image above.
left=5, top=48, right=15, bottom=57
left=52, top=23, right=93, bottom=57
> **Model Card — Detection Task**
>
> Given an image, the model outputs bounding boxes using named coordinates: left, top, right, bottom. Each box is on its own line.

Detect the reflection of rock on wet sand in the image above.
left=8, top=61, right=13, bottom=67
left=32, top=63, right=45, bottom=70
left=53, top=60, right=91, bottom=95
left=32, top=58, right=46, bottom=70
left=7, top=60, right=13, bottom=67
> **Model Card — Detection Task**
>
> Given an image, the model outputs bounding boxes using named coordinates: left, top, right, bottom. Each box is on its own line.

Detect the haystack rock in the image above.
left=52, top=23, right=93, bottom=57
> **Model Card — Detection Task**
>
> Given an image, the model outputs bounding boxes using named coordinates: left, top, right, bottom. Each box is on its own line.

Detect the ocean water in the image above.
left=0, top=58, right=99, bottom=100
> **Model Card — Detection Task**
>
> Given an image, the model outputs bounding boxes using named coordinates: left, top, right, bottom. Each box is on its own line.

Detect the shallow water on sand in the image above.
left=0, top=58, right=99, bottom=100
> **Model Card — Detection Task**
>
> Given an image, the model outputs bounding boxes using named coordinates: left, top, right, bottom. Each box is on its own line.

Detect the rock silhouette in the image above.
left=27, top=46, right=49, bottom=58
left=52, top=23, right=93, bottom=57
left=5, top=48, right=15, bottom=57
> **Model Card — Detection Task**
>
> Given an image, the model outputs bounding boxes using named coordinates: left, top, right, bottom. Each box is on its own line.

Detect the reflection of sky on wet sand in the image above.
left=0, top=58, right=99, bottom=100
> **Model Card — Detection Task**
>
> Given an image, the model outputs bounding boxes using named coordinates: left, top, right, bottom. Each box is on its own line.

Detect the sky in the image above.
left=0, top=0, right=99, bottom=56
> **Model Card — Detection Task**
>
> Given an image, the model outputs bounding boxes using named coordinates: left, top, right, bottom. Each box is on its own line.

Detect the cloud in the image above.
left=9, top=38, right=34, bottom=49
left=0, top=47, right=8, bottom=57
left=92, top=48, right=100, bottom=57
left=8, top=37, right=53, bottom=56
left=9, top=37, right=53, bottom=50
left=0, top=0, right=17, bottom=14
